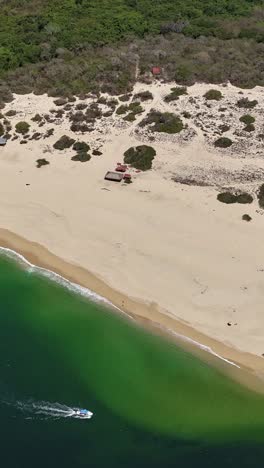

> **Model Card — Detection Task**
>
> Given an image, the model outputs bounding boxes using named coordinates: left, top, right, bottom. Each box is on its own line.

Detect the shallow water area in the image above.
left=0, top=253, right=264, bottom=467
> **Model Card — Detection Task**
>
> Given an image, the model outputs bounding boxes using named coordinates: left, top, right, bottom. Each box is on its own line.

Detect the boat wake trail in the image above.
left=2, top=399, right=93, bottom=420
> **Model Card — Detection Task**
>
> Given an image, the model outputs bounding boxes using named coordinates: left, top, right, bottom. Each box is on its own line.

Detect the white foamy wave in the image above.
left=0, top=246, right=117, bottom=308
left=0, top=246, right=239, bottom=369
left=168, top=328, right=240, bottom=369
left=2, top=398, right=93, bottom=420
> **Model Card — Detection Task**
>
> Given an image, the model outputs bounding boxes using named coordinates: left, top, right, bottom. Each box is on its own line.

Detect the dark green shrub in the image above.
left=217, top=192, right=237, bottom=204
left=0, top=122, right=4, bottom=136
left=237, top=98, right=258, bottom=109
left=119, top=94, right=131, bottom=102
left=236, top=193, right=253, bottom=204
left=219, top=124, right=230, bottom=133
left=107, top=98, right=118, bottom=109
left=140, top=110, right=184, bottom=134
left=70, top=123, right=91, bottom=133
left=86, top=105, right=102, bottom=120
left=244, top=124, right=255, bottom=132
left=124, top=145, right=156, bottom=171
left=97, top=96, right=107, bottom=105
left=64, top=104, right=73, bottom=111
left=44, top=128, right=54, bottom=138
left=218, top=192, right=253, bottom=204
left=73, top=141, right=90, bottom=152
left=214, top=137, right=233, bottom=148
left=103, top=110, right=113, bottom=117
left=36, top=158, right=50, bottom=168
left=31, top=132, right=42, bottom=140
left=182, top=111, right=191, bottom=119
left=92, top=149, right=102, bottom=156
left=15, top=121, right=30, bottom=135
left=239, top=114, right=255, bottom=125
left=31, top=114, right=42, bottom=122
left=257, top=184, right=264, bottom=208
left=164, top=87, right=187, bottom=102
left=128, top=102, right=144, bottom=114
left=204, top=90, right=223, bottom=101
left=53, top=135, right=75, bottom=150
left=5, top=110, right=16, bottom=117
left=70, top=111, right=86, bottom=123
left=123, top=113, right=136, bottom=122
left=242, top=214, right=252, bottom=222
left=116, top=105, right=128, bottom=115
left=133, top=91, right=153, bottom=101
left=54, top=98, right=68, bottom=106
left=76, top=103, right=87, bottom=111
left=71, top=151, right=91, bottom=162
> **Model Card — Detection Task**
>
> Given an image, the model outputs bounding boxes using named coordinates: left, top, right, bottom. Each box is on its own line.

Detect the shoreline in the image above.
left=0, top=82, right=264, bottom=394
left=0, top=227, right=264, bottom=393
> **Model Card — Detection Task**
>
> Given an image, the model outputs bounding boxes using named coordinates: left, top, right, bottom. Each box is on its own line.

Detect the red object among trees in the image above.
left=115, top=164, right=127, bottom=172
left=124, top=173, right=132, bottom=180
left=152, top=67, right=161, bottom=76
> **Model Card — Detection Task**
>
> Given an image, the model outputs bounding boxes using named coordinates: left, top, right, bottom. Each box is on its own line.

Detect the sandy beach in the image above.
left=0, top=81, right=264, bottom=381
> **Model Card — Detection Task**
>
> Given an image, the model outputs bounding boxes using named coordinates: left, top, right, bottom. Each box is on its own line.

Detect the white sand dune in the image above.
left=0, top=82, right=264, bottom=379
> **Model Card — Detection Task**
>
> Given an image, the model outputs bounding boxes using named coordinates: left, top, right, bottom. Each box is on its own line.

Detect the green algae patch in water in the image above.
left=0, top=253, right=264, bottom=445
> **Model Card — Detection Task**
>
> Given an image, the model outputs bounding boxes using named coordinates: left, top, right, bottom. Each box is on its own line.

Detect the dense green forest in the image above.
left=0, top=0, right=263, bottom=102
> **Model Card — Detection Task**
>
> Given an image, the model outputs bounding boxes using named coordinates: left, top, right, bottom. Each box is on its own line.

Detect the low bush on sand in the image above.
left=123, top=113, right=136, bottom=122
left=106, top=98, right=118, bottom=109
left=73, top=141, right=90, bottom=152
left=217, top=192, right=237, bottom=204
left=76, top=103, right=87, bottom=111
left=71, top=151, right=91, bottom=162
left=54, top=98, right=68, bottom=106
left=164, top=87, right=187, bottom=102
left=5, top=110, right=16, bottom=117
left=128, top=102, right=143, bottom=114
left=86, top=104, right=102, bottom=121
left=133, top=91, right=153, bottom=101
left=36, top=158, right=50, bottom=168
left=53, top=135, right=75, bottom=150
left=217, top=192, right=253, bottom=204
left=70, top=123, right=91, bottom=133
left=244, top=124, right=255, bottom=132
left=124, top=145, right=156, bottom=171
left=139, top=110, right=184, bottom=134
left=15, top=121, right=30, bottom=135
left=0, top=122, right=4, bottom=136
left=237, top=98, right=258, bottom=109
left=219, top=124, right=230, bottom=133
left=242, top=214, right=252, bottom=222
left=31, top=132, right=42, bottom=140
left=119, top=94, right=132, bottom=102
left=204, top=89, right=223, bottom=101
left=31, top=114, right=43, bottom=122
left=116, top=105, right=128, bottom=115
left=117, top=101, right=143, bottom=120
left=239, top=114, right=255, bottom=125
left=182, top=111, right=191, bottom=119
left=236, top=193, right=253, bottom=204
left=257, top=184, right=264, bottom=208
left=214, top=137, right=233, bottom=148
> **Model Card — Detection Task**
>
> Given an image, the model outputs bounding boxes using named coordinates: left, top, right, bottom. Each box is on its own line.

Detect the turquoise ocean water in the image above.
left=0, top=252, right=264, bottom=467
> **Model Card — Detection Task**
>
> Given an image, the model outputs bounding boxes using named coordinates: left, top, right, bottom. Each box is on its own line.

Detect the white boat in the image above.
left=74, top=408, right=93, bottom=419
